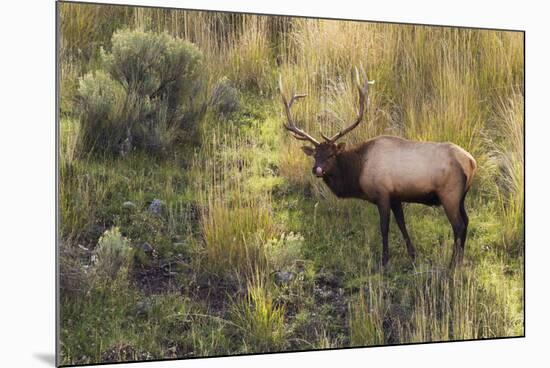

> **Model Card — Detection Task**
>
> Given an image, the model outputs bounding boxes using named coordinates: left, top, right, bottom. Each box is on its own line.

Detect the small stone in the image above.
left=122, top=201, right=137, bottom=210
left=315, top=271, right=342, bottom=287
left=322, top=289, right=334, bottom=299
left=172, top=234, right=183, bottom=242
left=139, top=352, right=154, bottom=361
left=274, top=271, right=295, bottom=285
left=165, top=346, right=177, bottom=359
left=135, top=242, right=154, bottom=253
left=135, top=299, right=152, bottom=315
left=148, top=199, right=164, bottom=216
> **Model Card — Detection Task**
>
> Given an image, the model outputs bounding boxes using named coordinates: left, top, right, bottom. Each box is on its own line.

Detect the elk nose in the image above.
left=314, top=166, right=324, bottom=177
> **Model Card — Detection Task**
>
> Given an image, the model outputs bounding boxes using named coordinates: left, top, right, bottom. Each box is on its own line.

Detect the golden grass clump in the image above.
left=396, top=263, right=523, bottom=342
left=231, top=271, right=286, bottom=352
left=200, top=194, right=275, bottom=278
left=348, top=281, right=385, bottom=346
left=227, top=16, right=275, bottom=93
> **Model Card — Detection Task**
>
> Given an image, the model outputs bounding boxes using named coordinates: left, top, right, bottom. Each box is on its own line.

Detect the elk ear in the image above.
left=336, top=142, right=346, bottom=152
left=301, top=146, right=315, bottom=156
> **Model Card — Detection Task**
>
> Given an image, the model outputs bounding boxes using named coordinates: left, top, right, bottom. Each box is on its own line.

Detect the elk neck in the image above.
left=322, top=144, right=367, bottom=199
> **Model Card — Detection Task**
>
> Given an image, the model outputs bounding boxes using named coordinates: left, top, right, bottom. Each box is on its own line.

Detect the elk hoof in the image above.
left=449, top=251, right=464, bottom=269
left=407, top=245, right=416, bottom=260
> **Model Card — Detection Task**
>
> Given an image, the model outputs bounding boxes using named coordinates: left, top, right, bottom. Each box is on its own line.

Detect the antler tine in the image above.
left=320, top=132, right=332, bottom=141
left=289, top=93, right=307, bottom=109
left=290, top=132, right=311, bottom=141
left=325, top=67, right=375, bottom=143
left=279, top=74, right=320, bottom=146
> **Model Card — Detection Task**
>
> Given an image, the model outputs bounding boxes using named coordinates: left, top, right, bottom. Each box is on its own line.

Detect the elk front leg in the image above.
left=377, top=198, right=391, bottom=266
left=391, top=200, right=416, bottom=260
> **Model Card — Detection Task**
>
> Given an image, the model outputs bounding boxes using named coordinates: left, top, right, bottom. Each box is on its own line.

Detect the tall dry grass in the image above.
left=276, top=22, right=523, bottom=197
left=193, top=119, right=277, bottom=279
left=493, top=92, right=524, bottom=253
left=348, top=281, right=385, bottom=346
left=230, top=271, right=286, bottom=352
left=200, top=193, right=275, bottom=278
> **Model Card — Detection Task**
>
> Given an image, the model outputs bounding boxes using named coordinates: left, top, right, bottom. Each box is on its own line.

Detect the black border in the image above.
left=55, top=1, right=526, bottom=367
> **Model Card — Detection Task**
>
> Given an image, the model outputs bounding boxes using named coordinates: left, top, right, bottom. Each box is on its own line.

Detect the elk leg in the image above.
left=377, top=199, right=391, bottom=266
left=459, top=195, right=469, bottom=252
left=441, top=194, right=466, bottom=268
left=391, top=200, right=416, bottom=260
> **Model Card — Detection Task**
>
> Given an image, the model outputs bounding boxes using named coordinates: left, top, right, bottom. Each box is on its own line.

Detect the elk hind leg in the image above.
left=440, top=192, right=466, bottom=268
left=459, top=193, right=469, bottom=252
left=391, top=200, right=416, bottom=260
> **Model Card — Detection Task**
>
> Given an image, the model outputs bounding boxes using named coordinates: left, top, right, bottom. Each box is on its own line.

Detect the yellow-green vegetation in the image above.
left=59, top=2, right=524, bottom=365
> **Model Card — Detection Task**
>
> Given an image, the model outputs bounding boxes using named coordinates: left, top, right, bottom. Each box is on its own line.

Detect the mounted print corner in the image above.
left=57, top=1, right=525, bottom=366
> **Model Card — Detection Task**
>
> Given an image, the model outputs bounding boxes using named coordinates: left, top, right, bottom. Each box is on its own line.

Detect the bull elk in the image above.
left=279, top=69, right=476, bottom=268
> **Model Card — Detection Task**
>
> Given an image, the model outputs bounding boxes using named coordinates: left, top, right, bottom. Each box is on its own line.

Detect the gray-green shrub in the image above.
left=76, top=29, right=203, bottom=155
left=210, top=77, right=240, bottom=115
left=76, top=70, right=127, bottom=153
left=92, top=227, right=133, bottom=282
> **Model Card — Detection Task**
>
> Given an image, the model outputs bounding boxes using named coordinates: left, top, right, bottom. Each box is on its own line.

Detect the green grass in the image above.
left=59, top=3, right=524, bottom=365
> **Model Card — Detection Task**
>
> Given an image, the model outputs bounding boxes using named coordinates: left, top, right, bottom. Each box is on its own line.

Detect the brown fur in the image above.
left=303, top=135, right=476, bottom=268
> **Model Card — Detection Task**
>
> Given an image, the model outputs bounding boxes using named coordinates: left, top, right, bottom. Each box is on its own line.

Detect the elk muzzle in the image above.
left=313, top=166, right=324, bottom=177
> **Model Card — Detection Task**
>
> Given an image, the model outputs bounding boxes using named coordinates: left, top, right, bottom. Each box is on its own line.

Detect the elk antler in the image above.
left=279, top=75, right=320, bottom=146
left=324, top=67, right=375, bottom=143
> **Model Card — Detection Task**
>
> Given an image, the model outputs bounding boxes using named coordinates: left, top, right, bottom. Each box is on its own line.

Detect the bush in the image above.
left=92, top=227, right=133, bottom=282
left=59, top=241, right=90, bottom=296
left=76, top=71, right=127, bottom=153
left=210, top=77, right=240, bottom=116
left=76, top=29, right=203, bottom=156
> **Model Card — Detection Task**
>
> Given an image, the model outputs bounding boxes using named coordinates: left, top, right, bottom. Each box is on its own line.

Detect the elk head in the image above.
left=279, top=68, right=374, bottom=178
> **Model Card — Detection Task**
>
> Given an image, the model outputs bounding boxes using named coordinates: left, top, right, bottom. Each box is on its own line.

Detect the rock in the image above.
left=101, top=343, right=137, bottom=363
left=274, top=271, right=295, bottom=285
left=172, top=234, right=183, bottom=242
left=314, top=286, right=334, bottom=300
left=165, top=346, right=178, bottom=359
left=135, top=242, right=154, bottom=254
left=119, top=137, right=132, bottom=157
left=161, top=262, right=179, bottom=277
left=122, top=201, right=137, bottom=210
left=195, top=274, right=210, bottom=290
left=139, top=352, right=154, bottom=361
left=315, top=271, right=343, bottom=288
left=135, top=299, right=153, bottom=316
left=148, top=199, right=163, bottom=216
left=83, top=223, right=106, bottom=245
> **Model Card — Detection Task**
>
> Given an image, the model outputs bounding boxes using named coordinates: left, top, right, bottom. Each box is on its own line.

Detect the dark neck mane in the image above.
left=322, top=143, right=368, bottom=199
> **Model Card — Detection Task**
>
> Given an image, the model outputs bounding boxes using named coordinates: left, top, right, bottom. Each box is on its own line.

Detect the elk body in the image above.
left=279, top=70, right=477, bottom=267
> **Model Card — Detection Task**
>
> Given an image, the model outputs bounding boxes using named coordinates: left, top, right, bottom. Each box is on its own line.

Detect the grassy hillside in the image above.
left=58, top=3, right=524, bottom=365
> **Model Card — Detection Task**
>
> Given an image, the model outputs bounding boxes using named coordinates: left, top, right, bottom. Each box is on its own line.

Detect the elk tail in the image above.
left=466, top=155, right=477, bottom=190
left=453, top=145, right=477, bottom=191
